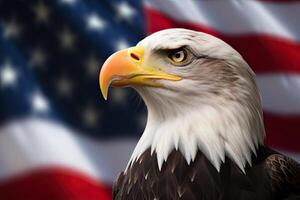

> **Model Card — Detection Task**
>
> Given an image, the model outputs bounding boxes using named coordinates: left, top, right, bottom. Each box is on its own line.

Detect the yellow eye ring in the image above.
left=168, top=49, right=187, bottom=64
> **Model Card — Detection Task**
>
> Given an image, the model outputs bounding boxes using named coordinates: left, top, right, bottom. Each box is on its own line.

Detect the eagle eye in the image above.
left=168, top=48, right=188, bottom=64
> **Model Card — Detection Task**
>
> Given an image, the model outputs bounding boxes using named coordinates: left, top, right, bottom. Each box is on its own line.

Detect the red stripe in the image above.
left=0, top=167, right=111, bottom=200
left=145, top=7, right=300, bottom=74
left=264, top=112, right=300, bottom=152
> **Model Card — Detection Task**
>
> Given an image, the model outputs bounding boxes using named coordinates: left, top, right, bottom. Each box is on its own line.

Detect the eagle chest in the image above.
left=112, top=148, right=275, bottom=200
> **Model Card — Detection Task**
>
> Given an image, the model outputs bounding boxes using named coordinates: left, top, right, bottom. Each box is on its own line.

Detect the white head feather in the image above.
left=127, top=28, right=265, bottom=173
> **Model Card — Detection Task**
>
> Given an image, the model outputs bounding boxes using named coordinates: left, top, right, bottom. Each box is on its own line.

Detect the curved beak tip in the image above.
left=101, top=92, right=108, bottom=101
left=100, top=80, right=108, bottom=100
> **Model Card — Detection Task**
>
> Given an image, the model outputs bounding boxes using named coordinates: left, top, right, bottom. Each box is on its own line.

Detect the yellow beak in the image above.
left=99, top=46, right=182, bottom=100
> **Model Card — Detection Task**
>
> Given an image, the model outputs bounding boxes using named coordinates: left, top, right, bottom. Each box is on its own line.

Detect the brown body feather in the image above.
left=113, top=147, right=300, bottom=200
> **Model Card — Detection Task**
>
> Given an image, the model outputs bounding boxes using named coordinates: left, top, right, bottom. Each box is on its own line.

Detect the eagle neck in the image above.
left=127, top=91, right=265, bottom=173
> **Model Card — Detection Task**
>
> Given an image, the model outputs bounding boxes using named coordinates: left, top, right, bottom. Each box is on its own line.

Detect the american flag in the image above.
left=0, top=0, right=299, bottom=199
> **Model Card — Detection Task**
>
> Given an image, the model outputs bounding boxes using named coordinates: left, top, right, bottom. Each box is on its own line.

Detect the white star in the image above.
left=31, top=91, right=49, bottom=113
left=58, top=27, right=76, bottom=50
left=3, top=17, right=21, bottom=39
left=60, top=0, right=77, bottom=4
left=111, top=88, right=128, bottom=105
left=82, top=106, right=100, bottom=127
left=115, top=39, right=130, bottom=51
left=115, top=1, right=136, bottom=21
left=0, top=61, right=18, bottom=88
left=57, top=77, right=73, bottom=97
left=30, top=47, right=47, bottom=68
left=86, top=14, right=106, bottom=31
left=32, top=1, right=50, bottom=24
left=85, top=54, right=101, bottom=77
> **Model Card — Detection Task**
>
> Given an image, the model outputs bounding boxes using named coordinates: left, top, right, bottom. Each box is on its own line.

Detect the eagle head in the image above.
left=99, top=28, right=265, bottom=172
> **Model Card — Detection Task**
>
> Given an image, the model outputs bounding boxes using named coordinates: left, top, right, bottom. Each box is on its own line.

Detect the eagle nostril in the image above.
left=130, top=53, right=140, bottom=61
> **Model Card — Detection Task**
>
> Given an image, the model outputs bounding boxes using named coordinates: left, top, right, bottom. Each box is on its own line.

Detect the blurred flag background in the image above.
left=0, top=0, right=299, bottom=199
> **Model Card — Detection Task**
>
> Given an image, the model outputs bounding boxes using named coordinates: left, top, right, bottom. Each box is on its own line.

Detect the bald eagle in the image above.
left=99, top=29, right=300, bottom=200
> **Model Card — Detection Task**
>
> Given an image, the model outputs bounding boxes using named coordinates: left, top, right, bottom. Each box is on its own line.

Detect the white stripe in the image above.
left=277, top=149, right=300, bottom=163
left=0, top=118, right=298, bottom=184
left=257, top=74, right=300, bottom=114
left=145, top=0, right=300, bottom=42
left=0, top=118, right=137, bottom=184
